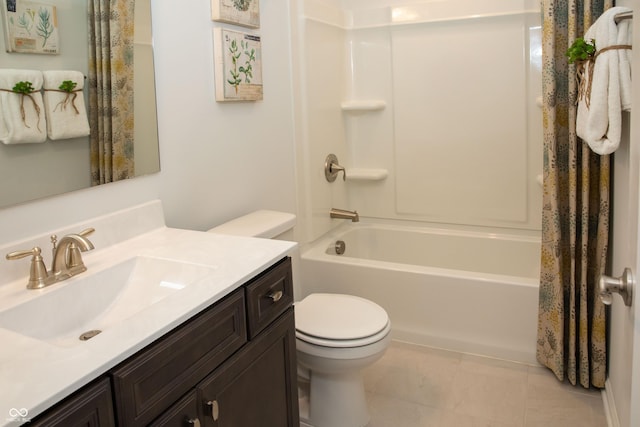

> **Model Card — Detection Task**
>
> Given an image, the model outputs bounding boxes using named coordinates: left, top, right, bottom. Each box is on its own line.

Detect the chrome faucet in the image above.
left=330, top=208, right=359, bottom=222
left=5, top=228, right=95, bottom=289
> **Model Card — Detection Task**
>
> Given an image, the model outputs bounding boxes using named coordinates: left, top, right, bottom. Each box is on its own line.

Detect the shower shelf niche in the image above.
left=346, top=169, right=388, bottom=181
left=341, top=100, right=386, bottom=112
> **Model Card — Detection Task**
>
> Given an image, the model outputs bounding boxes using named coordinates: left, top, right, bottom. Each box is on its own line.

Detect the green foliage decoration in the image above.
left=12, top=81, right=35, bottom=94
left=58, top=80, right=77, bottom=92
left=566, top=38, right=596, bottom=63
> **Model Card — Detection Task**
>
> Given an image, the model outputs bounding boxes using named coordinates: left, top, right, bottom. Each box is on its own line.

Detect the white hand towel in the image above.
left=576, top=6, right=633, bottom=155
left=42, top=70, right=90, bottom=140
left=617, top=17, right=632, bottom=111
left=0, top=69, right=47, bottom=144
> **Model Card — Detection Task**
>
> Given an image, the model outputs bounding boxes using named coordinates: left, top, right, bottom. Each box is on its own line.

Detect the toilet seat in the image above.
left=295, top=293, right=390, bottom=348
left=296, top=322, right=391, bottom=348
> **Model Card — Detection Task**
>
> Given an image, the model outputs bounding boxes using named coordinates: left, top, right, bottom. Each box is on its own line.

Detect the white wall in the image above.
left=151, top=0, right=297, bottom=231
left=0, top=0, right=297, bottom=245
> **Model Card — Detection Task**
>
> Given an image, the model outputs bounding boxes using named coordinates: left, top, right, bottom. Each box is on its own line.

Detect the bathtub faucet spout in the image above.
left=330, top=208, right=359, bottom=222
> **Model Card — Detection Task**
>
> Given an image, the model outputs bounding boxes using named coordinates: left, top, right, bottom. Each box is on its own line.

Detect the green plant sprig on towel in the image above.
left=12, top=81, right=35, bottom=94
left=58, top=80, right=77, bottom=92
left=9, top=81, right=41, bottom=130
left=567, top=38, right=596, bottom=63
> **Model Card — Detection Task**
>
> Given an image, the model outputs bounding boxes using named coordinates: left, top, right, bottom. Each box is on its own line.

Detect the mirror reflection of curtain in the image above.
left=87, top=0, right=135, bottom=185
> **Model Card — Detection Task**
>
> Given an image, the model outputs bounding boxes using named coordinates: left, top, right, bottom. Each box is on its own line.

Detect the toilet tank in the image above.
left=208, top=210, right=296, bottom=240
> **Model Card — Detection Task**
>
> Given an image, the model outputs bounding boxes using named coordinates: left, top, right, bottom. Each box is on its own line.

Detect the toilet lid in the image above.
left=295, top=293, right=389, bottom=343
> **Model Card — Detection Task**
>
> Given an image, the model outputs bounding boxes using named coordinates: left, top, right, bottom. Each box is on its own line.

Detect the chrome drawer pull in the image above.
left=187, top=418, right=201, bottom=427
left=207, top=400, right=219, bottom=421
left=267, top=290, right=283, bottom=302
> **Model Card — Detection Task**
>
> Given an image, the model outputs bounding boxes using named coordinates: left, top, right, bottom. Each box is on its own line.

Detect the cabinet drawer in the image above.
left=111, top=289, right=247, bottom=427
left=245, top=257, right=293, bottom=339
left=29, top=377, right=115, bottom=427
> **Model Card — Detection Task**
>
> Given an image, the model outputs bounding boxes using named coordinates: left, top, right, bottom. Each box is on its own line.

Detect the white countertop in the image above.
left=0, top=202, right=296, bottom=425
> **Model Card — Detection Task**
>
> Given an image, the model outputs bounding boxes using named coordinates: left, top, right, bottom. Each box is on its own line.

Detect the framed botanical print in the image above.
left=213, top=28, right=263, bottom=102
left=1, top=0, right=59, bottom=54
left=211, top=0, right=260, bottom=29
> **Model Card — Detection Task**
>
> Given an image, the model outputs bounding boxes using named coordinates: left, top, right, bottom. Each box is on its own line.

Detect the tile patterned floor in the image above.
left=362, top=341, right=608, bottom=427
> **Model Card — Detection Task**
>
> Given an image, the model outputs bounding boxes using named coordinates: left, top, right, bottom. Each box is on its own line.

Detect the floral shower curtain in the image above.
left=87, top=0, right=135, bottom=185
left=537, top=0, right=612, bottom=388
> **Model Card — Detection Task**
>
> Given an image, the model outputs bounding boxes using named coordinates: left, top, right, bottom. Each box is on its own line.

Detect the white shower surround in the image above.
left=300, top=221, right=541, bottom=364
left=294, top=0, right=543, bottom=364
left=295, top=0, right=542, bottom=241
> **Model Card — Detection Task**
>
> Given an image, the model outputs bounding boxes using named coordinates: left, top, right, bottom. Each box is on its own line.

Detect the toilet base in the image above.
left=300, top=370, right=370, bottom=427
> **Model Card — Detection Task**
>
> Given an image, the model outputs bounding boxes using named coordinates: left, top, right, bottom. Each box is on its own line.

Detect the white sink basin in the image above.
left=0, top=256, right=217, bottom=347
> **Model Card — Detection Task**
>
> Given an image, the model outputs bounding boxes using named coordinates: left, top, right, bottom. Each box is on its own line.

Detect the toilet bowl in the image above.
left=208, top=211, right=391, bottom=427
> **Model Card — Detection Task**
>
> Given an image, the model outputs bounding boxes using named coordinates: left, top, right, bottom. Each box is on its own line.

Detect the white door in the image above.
left=608, top=3, right=640, bottom=426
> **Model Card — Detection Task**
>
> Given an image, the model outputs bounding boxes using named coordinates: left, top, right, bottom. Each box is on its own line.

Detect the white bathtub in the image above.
left=299, top=221, right=541, bottom=364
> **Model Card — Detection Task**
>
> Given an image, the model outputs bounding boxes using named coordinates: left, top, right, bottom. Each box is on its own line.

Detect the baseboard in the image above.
left=391, top=331, right=538, bottom=366
left=603, top=378, right=621, bottom=427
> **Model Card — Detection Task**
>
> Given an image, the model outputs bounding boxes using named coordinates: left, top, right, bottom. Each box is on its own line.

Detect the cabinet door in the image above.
left=198, top=308, right=299, bottom=427
left=28, top=377, right=115, bottom=427
left=148, top=390, right=201, bottom=427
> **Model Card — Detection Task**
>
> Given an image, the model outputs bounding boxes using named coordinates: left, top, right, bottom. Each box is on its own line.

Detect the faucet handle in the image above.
left=78, top=227, right=95, bottom=238
left=325, top=154, right=347, bottom=182
left=6, top=247, right=51, bottom=289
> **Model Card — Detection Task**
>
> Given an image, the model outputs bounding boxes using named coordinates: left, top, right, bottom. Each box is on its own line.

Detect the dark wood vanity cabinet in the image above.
left=27, top=257, right=298, bottom=427
left=27, top=377, right=116, bottom=427
left=113, top=256, right=298, bottom=427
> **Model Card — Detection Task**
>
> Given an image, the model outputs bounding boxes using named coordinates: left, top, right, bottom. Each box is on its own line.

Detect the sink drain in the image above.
left=79, top=330, right=102, bottom=341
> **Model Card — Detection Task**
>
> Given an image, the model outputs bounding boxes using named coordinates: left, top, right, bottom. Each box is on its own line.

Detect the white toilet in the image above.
left=295, top=293, right=391, bottom=427
left=209, top=211, right=391, bottom=427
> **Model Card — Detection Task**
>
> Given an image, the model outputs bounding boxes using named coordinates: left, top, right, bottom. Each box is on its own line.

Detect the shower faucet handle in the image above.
left=325, top=154, right=346, bottom=182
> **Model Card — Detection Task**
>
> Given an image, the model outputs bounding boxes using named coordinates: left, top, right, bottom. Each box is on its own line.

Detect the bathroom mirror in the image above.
left=0, top=0, right=160, bottom=209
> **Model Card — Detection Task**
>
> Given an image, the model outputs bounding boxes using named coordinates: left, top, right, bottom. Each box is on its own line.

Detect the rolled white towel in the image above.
left=576, top=6, right=633, bottom=155
left=42, top=70, right=90, bottom=140
left=0, top=69, right=46, bottom=144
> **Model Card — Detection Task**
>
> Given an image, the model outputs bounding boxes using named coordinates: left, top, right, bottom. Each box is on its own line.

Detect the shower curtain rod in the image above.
left=615, top=11, right=632, bottom=23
